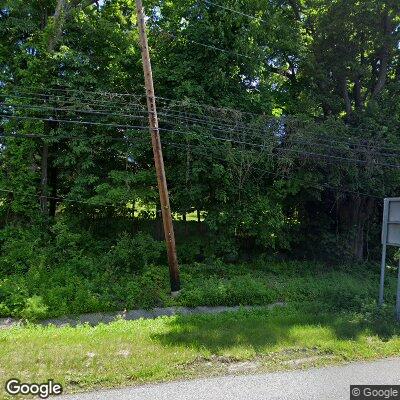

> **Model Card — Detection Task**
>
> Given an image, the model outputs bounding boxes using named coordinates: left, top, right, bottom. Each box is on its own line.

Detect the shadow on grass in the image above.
left=150, top=304, right=400, bottom=356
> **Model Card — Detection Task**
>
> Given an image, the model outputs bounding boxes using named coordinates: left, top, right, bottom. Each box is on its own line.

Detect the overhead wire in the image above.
left=2, top=110, right=400, bottom=173
left=0, top=188, right=137, bottom=208
left=0, top=139, right=386, bottom=202
left=161, top=141, right=385, bottom=199
left=4, top=89, right=398, bottom=157
left=203, top=0, right=268, bottom=23
left=2, top=103, right=400, bottom=170
left=2, top=93, right=400, bottom=159
left=154, top=26, right=253, bottom=59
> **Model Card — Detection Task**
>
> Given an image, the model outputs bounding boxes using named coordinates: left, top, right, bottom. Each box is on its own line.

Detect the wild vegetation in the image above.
left=1, top=2, right=400, bottom=397
left=0, top=0, right=399, bottom=319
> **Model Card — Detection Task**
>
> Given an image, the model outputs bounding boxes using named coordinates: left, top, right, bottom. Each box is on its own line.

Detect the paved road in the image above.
left=62, top=358, right=400, bottom=400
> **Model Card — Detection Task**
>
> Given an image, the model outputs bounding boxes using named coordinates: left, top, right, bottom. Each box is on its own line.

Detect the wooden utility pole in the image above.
left=135, top=0, right=180, bottom=294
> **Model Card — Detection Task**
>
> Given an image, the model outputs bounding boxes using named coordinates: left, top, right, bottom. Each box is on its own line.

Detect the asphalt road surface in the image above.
left=62, top=358, right=400, bottom=400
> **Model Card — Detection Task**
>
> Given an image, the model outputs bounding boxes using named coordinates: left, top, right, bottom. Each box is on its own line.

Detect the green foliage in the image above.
left=0, top=0, right=399, bottom=323
left=0, top=277, right=29, bottom=317
left=1, top=250, right=393, bottom=320
left=19, top=295, right=48, bottom=321
left=179, top=274, right=277, bottom=307
left=1, top=0, right=399, bottom=262
left=0, top=224, right=169, bottom=318
left=280, top=272, right=378, bottom=311
left=104, top=233, right=165, bottom=272
left=0, top=225, right=46, bottom=274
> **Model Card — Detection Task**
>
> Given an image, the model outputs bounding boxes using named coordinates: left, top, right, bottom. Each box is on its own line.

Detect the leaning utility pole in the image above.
left=135, top=0, right=180, bottom=295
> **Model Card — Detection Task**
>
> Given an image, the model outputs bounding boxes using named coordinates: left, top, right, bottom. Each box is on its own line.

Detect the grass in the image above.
left=1, top=256, right=399, bottom=398
left=1, top=304, right=400, bottom=398
left=2, top=258, right=396, bottom=320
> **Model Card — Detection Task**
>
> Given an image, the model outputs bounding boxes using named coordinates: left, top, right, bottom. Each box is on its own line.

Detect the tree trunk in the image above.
left=39, top=0, right=67, bottom=217
left=48, top=164, right=58, bottom=218
left=156, top=203, right=163, bottom=240
left=339, top=74, right=352, bottom=116
left=353, top=75, right=363, bottom=111
left=371, top=11, right=391, bottom=99
left=40, top=143, right=49, bottom=216
left=182, top=212, right=188, bottom=238
left=342, top=196, right=375, bottom=261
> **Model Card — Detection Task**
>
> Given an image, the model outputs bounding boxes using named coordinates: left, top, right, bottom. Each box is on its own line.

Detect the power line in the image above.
left=3, top=97, right=400, bottom=159
left=154, top=26, right=253, bottom=59
left=163, top=141, right=385, bottom=199
left=0, top=188, right=137, bottom=209
left=1, top=102, right=146, bottom=121
left=3, top=111, right=400, bottom=170
left=24, top=86, right=271, bottom=119
left=5, top=89, right=397, bottom=147
left=3, top=92, right=272, bottom=132
left=204, top=0, right=268, bottom=24
left=0, top=141, right=385, bottom=207
left=0, top=131, right=150, bottom=144
left=2, top=92, right=147, bottom=114
left=5, top=90, right=398, bottom=157
left=1, top=114, right=148, bottom=131
left=2, top=98, right=270, bottom=138
left=3, top=91, right=400, bottom=164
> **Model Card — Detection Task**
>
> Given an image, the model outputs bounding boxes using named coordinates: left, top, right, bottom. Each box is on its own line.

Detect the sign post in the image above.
left=379, top=197, right=400, bottom=319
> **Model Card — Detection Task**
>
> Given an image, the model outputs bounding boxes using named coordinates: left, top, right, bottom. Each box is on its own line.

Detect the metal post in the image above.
left=396, top=259, right=400, bottom=320
left=379, top=244, right=387, bottom=305
left=135, top=0, right=180, bottom=294
left=379, top=198, right=389, bottom=306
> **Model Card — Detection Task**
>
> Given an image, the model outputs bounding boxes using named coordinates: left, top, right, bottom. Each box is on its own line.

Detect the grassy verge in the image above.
left=1, top=304, right=400, bottom=398
left=1, top=259, right=396, bottom=320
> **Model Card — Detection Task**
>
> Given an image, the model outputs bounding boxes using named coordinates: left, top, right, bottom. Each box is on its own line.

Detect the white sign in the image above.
left=380, top=197, right=400, bottom=320
left=382, top=198, right=400, bottom=247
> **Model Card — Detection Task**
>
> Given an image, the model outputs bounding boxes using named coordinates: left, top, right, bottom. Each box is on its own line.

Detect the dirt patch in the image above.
left=179, top=348, right=339, bottom=379
left=227, top=361, right=261, bottom=373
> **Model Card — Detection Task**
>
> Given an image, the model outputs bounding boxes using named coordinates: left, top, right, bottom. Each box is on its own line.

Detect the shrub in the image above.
left=280, top=272, right=378, bottom=311
left=178, top=273, right=277, bottom=307
left=0, top=278, right=29, bottom=317
left=0, top=226, right=47, bottom=275
left=19, top=296, right=48, bottom=321
left=120, top=265, right=170, bottom=309
left=104, top=233, right=165, bottom=272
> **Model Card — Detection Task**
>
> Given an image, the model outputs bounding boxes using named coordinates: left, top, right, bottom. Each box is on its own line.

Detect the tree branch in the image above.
left=268, top=65, right=295, bottom=81
left=353, top=75, right=363, bottom=111
left=339, top=74, right=352, bottom=116
left=47, top=0, right=67, bottom=52
left=288, top=0, right=301, bottom=21
left=371, top=11, right=392, bottom=98
left=69, top=0, right=98, bottom=10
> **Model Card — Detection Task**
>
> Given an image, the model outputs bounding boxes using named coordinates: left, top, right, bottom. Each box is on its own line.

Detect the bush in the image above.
left=0, top=278, right=29, bottom=317
left=0, top=223, right=393, bottom=321
left=0, top=224, right=170, bottom=319
left=178, top=273, right=277, bottom=307
left=121, top=265, right=170, bottom=309
left=103, top=233, right=165, bottom=272
left=19, top=296, right=48, bottom=321
left=280, top=271, right=378, bottom=311
left=0, top=226, right=47, bottom=275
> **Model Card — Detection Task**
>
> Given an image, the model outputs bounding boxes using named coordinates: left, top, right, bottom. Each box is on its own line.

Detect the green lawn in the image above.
left=1, top=304, right=400, bottom=398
